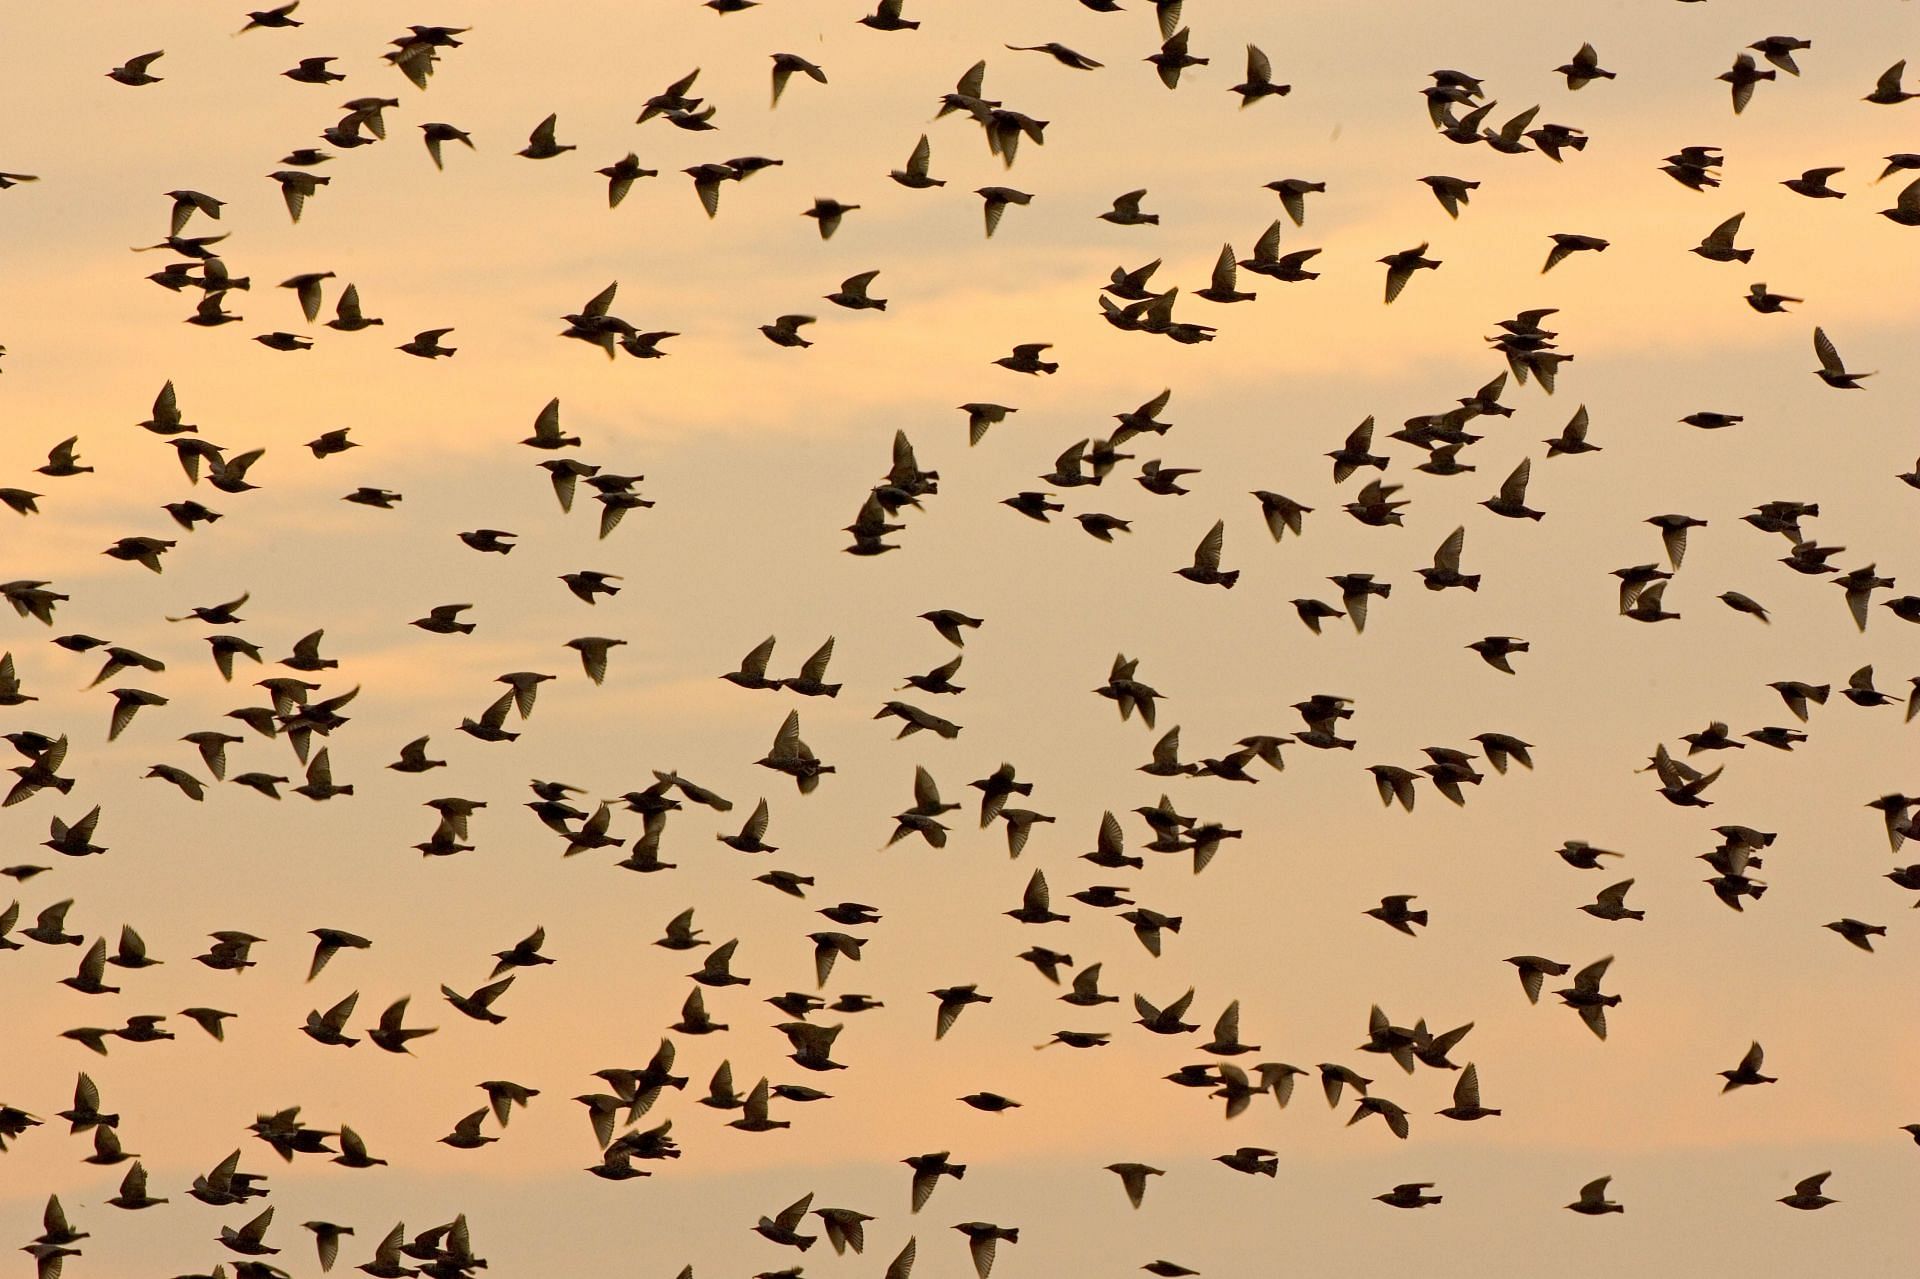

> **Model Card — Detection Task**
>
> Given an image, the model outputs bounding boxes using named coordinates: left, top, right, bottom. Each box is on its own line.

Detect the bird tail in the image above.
left=1409, top=910, right=1429, bottom=926
left=1221, top=571, right=1240, bottom=589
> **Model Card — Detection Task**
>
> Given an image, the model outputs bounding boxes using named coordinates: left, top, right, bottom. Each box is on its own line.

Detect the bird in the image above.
left=1692, top=213, right=1753, bottom=263
left=1230, top=44, right=1289, bottom=103
left=1824, top=918, right=1886, bottom=952
left=1376, top=1182, right=1442, bottom=1209
left=802, top=198, right=860, bottom=240
left=1366, top=895, right=1427, bottom=936
left=269, top=170, right=328, bottom=222
left=398, top=328, right=455, bottom=359
left=326, top=283, right=381, bottom=331
left=306, top=929, right=370, bottom=981
left=1746, top=283, right=1801, bottom=313
left=1751, top=36, right=1812, bottom=76
left=1106, top=1163, right=1164, bottom=1208
left=858, top=0, right=919, bottom=31
left=827, top=271, right=886, bottom=311
left=1100, top=190, right=1159, bottom=226
left=890, top=135, right=943, bottom=188
left=108, top=51, right=166, bottom=85
left=367, top=997, right=435, bottom=1052
left=1782, top=166, right=1845, bottom=199
left=1719, top=1042, right=1777, bottom=1091
left=1543, top=233, right=1608, bottom=273
left=1555, top=956, right=1619, bottom=1039
left=1418, top=526, right=1480, bottom=591
left=977, top=187, right=1033, bottom=237
left=1420, top=175, right=1479, bottom=219
left=770, top=52, right=827, bottom=105
left=1147, top=28, right=1208, bottom=89
left=1719, top=53, right=1775, bottom=114
left=1567, top=1176, right=1623, bottom=1214
left=932, top=985, right=992, bottom=1038
left=1866, top=60, right=1917, bottom=105
left=1562, top=889, right=1633, bottom=939
left=1007, top=43, right=1102, bottom=71
left=517, top=114, right=575, bottom=159
left=1555, top=42, right=1615, bottom=89
left=1380, top=244, right=1441, bottom=302
left=1467, top=636, right=1529, bottom=674
left=1880, top=176, right=1920, bottom=225
left=760, top=315, right=816, bottom=348
left=994, top=343, right=1056, bottom=374
left=1176, top=520, right=1238, bottom=588
left=1779, top=1172, right=1836, bottom=1210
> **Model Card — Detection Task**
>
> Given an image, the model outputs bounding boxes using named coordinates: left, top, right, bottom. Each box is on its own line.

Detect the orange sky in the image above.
left=1, top=2, right=1917, bottom=1277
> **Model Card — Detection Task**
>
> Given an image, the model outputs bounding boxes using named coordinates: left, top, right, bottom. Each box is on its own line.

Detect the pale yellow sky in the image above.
left=1, top=1, right=1917, bottom=1276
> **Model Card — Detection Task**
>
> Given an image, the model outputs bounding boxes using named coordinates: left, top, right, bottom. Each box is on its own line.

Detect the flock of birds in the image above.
left=2, top=2, right=1918, bottom=1277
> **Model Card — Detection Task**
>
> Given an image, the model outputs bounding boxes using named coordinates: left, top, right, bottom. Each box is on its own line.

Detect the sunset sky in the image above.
left=1, top=1, right=1916, bottom=1275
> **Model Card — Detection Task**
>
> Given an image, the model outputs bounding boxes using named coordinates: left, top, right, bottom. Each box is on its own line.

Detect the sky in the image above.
left=1, top=1, right=1917, bottom=1276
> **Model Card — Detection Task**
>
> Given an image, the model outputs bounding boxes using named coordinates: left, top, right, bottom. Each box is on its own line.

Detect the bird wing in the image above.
left=1572, top=955, right=1613, bottom=991
left=1454, top=1062, right=1481, bottom=1107
left=77, top=937, right=106, bottom=984
left=912, top=765, right=942, bottom=812
left=1213, top=999, right=1240, bottom=1042
left=968, top=1234, right=997, bottom=1279
left=1209, top=243, right=1237, bottom=292
left=1193, top=519, right=1225, bottom=571
left=982, top=193, right=1006, bottom=237
left=240, top=1205, right=274, bottom=1243
left=1499, top=459, right=1532, bottom=504
left=775, top=1193, right=814, bottom=1231
left=322, top=983, right=360, bottom=1029
left=1382, top=260, right=1413, bottom=304
left=1813, top=326, right=1843, bottom=374
left=726, top=798, right=764, bottom=846
left=769, top=710, right=802, bottom=758
left=906, top=133, right=932, bottom=176
left=738, top=635, right=776, bottom=679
